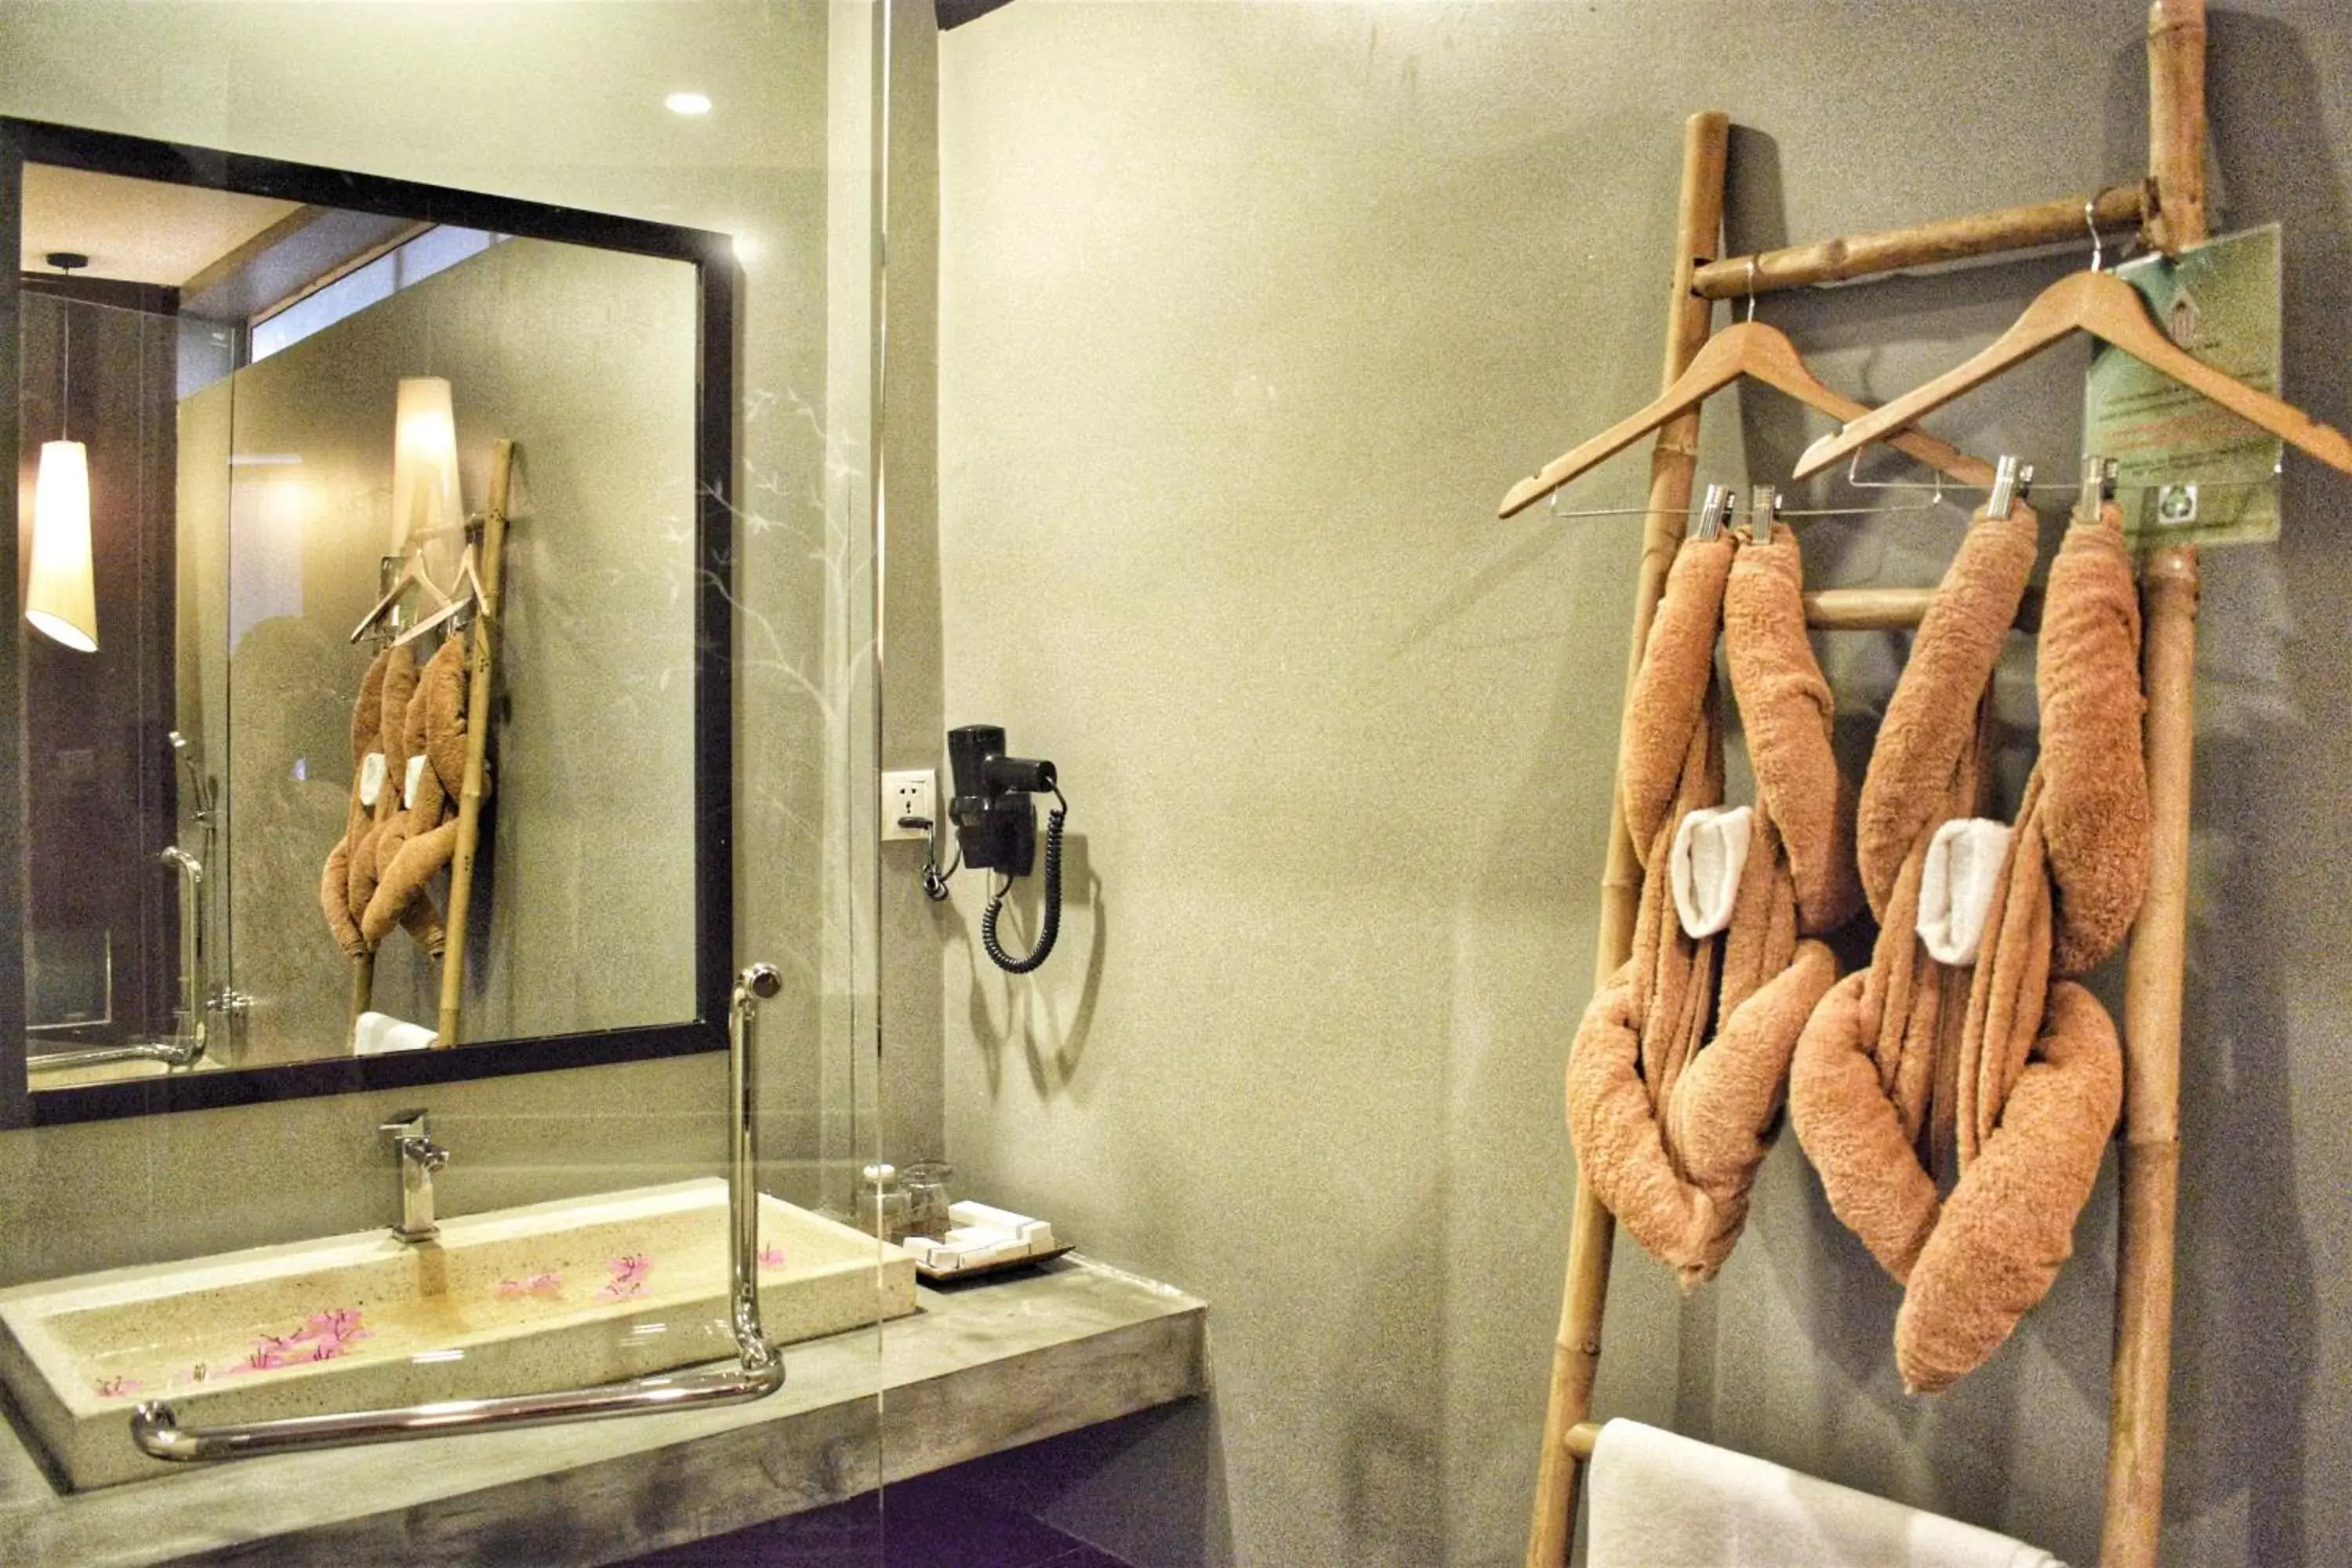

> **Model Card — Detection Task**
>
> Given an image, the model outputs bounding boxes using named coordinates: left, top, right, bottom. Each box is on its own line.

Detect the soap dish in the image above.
left=906, top=1200, right=1069, bottom=1282
left=913, top=1242, right=1074, bottom=1284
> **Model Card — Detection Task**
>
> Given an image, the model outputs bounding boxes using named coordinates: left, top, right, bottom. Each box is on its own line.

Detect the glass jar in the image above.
left=901, top=1160, right=955, bottom=1241
left=857, top=1163, right=909, bottom=1244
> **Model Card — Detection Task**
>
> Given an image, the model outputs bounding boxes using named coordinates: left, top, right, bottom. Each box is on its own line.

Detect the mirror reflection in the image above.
left=19, top=162, right=701, bottom=1091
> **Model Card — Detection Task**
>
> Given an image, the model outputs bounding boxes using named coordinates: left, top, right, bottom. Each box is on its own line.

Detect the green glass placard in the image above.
left=2082, top=223, right=2282, bottom=548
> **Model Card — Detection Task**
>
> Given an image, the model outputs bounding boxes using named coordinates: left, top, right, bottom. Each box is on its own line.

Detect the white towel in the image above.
left=1671, top=805, right=1753, bottom=938
left=1916, top=818, right=2014, bottom=966
left=1588, top=1420, right=2063, bottom=1568
left=354, top=1010, right=437, bottom=1056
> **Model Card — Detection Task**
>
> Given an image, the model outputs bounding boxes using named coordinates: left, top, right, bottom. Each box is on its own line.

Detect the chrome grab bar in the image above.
left=158, top=846, right=208, bottom=1066
left=27, top=1039, right=204, bottom=1074
left=131, top=964, right=789, bottom=1463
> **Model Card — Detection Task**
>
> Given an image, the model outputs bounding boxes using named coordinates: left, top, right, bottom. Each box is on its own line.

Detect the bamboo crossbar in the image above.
left=1802, top=585, right=2042, bottom=633
left=1530, top=5, right=2210, bottom=1563
left=1690, top=181, right=2151, bottom=299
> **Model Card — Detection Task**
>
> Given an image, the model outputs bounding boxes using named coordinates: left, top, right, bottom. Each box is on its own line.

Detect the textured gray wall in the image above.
left=916, top=3, right=2352, bottom=1564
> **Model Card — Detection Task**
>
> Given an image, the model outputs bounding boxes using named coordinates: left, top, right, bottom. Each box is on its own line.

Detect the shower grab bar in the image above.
left=130, top=964, right=789, bottom=1464
left=27, top=1039, right=205, bottom=1074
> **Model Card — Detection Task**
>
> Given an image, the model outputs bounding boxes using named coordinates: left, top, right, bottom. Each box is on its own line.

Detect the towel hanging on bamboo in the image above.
left=1566, top=521, right=1862, bottom=1289
left=1790, top=495, right=2149, bottom=1393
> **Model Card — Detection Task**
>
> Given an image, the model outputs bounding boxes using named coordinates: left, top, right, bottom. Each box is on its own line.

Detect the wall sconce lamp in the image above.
left=25, top=252, right=99, bottom=653
left=392, top=376, right=461, bottom=543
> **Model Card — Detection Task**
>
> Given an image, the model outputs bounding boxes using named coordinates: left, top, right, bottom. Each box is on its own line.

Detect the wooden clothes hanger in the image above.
left=1498, top=313, right=1998, bottom=519
left=349, top=551, right=453, bottom=644
left=1793, top=264, right=2352, bottom=481
left=391, top=543, right=488, bottom=648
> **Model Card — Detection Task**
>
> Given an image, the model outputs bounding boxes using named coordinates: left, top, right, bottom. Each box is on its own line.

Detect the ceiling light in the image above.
left=665, top=92, right=713, bottom=117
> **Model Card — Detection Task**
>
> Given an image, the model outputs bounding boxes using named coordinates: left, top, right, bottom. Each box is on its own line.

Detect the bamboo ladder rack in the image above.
left=1525, top=4, right=2209, bottom=1564
left=347, top=438, right=514, bottom=1049
left=435, top=437, right=515, bottom=1047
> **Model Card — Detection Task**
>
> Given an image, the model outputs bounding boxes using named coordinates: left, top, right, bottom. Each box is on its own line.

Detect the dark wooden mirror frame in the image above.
left=0, top=117, right=740, bottom=1128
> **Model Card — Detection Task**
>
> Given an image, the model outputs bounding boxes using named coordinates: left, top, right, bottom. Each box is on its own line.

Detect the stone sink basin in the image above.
left=0, top=1179, right=915, bottom=1490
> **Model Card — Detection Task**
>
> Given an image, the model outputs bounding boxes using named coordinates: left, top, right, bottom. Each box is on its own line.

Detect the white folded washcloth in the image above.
left=1589, top=1419, right=2064, bottom=1568
left=1671, top=805, right=1754, bottom=939
left=1916, top=817, right=2015, bottom=966
left=354, top=1010, right=437, bottom=1056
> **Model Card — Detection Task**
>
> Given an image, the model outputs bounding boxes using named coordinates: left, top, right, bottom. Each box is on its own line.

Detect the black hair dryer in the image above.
left=945, top=724, right=1068, bottom=973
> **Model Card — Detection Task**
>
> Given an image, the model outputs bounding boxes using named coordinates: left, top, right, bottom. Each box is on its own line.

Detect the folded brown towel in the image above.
left=1568, top=524, right=1859, bottom=1287
left=1791, top=503, right=2147, bottom=1392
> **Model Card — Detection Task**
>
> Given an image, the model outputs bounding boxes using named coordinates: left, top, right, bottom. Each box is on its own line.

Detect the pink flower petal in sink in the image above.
left=495, top=1271, right=564, bottom=1301
left=598, top=1253, right=652, bottom=1301
left=291, top=1308, right=372, bottom=1356
left=758, top=1244, right=789, bottom=1269
left=225, top=1308, right=373, bottom=1374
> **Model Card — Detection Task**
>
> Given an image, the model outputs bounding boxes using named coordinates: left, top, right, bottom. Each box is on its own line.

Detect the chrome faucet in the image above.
left=380, top=1109, right=452, bottom=1242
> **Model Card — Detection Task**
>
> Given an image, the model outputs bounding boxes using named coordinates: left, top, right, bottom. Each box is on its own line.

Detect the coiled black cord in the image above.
left=981, top=788, right=1066, bottom=974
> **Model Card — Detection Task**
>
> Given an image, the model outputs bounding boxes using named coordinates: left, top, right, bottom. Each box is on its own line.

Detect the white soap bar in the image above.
left=403, top=753, right=428, bottom=809
left=948, top=1201, right=1054, bottom=1250
left=359, top=751, right=387, bottom=808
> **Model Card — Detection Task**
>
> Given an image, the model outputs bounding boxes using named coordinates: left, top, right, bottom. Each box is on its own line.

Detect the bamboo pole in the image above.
left=1690, top=182, right=2151, bottom=299
left=1526, top=109, right=1727, bottom=1568
left=435, top=440, right=514, bottom=1047
left=2103, top=5, right=2204, bottom=1561
left=2105, top=554, right=2196, bottom=1566
left=1802, top=585, right=2042, bottom=633
left=2143, top=0, right=2209, bottom=258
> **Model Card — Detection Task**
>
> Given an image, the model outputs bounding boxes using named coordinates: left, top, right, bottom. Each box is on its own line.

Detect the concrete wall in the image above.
left=907, top=2, right=2352, bottom=1563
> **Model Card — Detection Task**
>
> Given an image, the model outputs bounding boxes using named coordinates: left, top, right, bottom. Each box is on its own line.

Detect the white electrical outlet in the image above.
left=881, top=769, right=936, bottom=843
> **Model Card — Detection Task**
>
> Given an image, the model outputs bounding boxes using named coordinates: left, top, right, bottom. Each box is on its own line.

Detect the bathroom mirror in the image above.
left=1, top=119, right=738, bottom=1127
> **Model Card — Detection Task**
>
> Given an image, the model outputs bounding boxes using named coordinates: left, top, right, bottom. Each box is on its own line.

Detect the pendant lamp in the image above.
left=25, top=252, right=98, bottom=652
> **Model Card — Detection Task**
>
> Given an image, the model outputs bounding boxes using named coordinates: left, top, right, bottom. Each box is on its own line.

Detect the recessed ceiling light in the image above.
left=666, top=92, right=713, bottom=117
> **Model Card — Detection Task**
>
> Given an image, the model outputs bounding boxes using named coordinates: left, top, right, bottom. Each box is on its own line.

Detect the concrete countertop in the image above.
left=0, top=1256, right=1209, bottom=1566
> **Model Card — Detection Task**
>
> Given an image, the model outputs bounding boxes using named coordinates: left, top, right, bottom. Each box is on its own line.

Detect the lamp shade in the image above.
left=391, top=376, right=461, bottom=544
left=26, top=439, right=98, bottom=652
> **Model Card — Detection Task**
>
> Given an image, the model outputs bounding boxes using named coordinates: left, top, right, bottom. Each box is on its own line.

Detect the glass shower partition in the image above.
left=0, top=3, right=893, bottom=1559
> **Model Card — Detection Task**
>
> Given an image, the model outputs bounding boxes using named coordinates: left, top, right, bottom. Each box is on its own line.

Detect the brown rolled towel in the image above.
left=1791, top=503, right=2147, bottom=1392
left=325, top=644, right=448, bottom=960
left=321, top=649, right=394, bottom=958
left=347, top=645, right=421, bottom=924
left=1567, top=524, right=1859, bottom=1288
left=361, top=637, right=470, bottom=947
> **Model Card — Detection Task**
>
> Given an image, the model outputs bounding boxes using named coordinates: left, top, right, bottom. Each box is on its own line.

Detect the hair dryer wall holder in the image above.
left=901, top=724, right=1069, bottom=974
